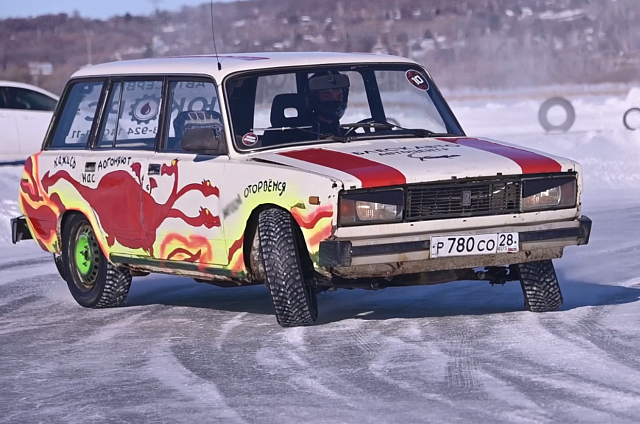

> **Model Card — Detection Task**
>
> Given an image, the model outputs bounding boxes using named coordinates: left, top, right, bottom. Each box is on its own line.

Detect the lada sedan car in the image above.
left=10, top=52, right=592, bottom=327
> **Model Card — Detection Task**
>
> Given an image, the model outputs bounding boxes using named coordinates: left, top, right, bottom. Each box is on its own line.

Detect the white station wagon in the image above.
left=10, top=52, right=592, bottom=327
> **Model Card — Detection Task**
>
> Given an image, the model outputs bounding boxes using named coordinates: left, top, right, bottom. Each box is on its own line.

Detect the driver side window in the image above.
left=162, top=80, right=225, bottom=154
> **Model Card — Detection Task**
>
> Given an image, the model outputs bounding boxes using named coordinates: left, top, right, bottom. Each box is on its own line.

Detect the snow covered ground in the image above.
left=2, top=89, right=640, bottom=423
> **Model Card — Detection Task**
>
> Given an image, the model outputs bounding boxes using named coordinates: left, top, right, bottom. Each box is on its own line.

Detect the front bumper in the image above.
left=318, top=216, right=592, bottom=275
left=11, top=216, right=33, bottom=244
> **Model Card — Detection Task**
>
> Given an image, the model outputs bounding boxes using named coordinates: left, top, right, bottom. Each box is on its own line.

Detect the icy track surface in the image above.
left=2, top=92, right=640, bottom=424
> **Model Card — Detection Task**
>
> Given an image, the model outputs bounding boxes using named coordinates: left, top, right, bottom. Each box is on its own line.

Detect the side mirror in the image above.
left=176, top=110, right=226, bottom=154
left=181, top=126, right=224, bottom=154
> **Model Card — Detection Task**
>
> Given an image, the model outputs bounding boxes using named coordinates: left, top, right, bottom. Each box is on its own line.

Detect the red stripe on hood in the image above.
left=439, top=138, right=562, bottom=174
left=278, top=148, right=406, bottom=188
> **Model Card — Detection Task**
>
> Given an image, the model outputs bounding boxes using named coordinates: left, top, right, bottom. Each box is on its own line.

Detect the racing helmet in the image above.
left=304, top=71, right=350, bottom=122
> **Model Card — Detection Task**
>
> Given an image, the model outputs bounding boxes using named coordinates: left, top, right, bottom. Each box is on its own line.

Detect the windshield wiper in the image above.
left=318, top=133, right=350, bottom=143
left=257, top=126, right=351, bottom=143
left=339, top=122, right=394, bottom=130
left=339, top=121, right=454, bottom=138
left=396, top=127, right=440, bottom=137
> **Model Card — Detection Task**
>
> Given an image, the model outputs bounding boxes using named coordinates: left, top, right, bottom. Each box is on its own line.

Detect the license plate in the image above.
left=430, top=233, right=519, bottom=258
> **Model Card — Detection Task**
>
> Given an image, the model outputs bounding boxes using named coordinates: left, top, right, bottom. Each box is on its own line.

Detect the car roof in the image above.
left=0, top=80, right=59, bottom=100
left=70, top=51, right=420, bottom=82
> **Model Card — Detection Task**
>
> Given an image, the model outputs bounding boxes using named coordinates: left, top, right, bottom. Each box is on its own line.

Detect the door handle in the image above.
left=148, top=164, right=161, bottom=175
left=85, top=162, right=96, bottom=172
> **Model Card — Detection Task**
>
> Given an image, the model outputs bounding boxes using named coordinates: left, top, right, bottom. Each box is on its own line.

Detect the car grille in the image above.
left=405, top=178, right=522, bottom=221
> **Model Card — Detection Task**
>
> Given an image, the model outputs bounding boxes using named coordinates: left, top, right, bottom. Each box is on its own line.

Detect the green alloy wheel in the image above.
left=61, top=214, right=133, bottom=308
left=73, top=224, right=100, bottom=290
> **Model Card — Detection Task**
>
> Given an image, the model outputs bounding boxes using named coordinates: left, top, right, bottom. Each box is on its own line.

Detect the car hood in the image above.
left=250, top=136, right=577, bottom=189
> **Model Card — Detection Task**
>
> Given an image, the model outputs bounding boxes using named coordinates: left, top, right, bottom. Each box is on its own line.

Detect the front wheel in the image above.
left=517, top=260, right=563, bottom=312
left=61, top=214, right=132, bottom=308
left=257, top=208, right=318, bottom=327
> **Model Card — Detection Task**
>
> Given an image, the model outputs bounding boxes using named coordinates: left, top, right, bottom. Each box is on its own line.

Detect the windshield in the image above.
left=224, top=64, right=464, bottom=151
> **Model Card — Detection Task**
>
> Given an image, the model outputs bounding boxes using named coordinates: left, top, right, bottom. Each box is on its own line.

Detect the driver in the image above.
left=304, top=71, right=350, bottom=137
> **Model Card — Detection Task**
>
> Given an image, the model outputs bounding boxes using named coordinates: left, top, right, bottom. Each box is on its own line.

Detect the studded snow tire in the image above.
left=517, top=260, right=563, bottom=312
left=61, top=214, right=132, bottom=308
left=258, top=208, right=318, bottom=327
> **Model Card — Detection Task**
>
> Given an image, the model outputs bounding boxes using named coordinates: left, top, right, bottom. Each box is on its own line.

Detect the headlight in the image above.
left=339, top=189, right=404, bottom=225
left=522, top=176, right=576, bottom=211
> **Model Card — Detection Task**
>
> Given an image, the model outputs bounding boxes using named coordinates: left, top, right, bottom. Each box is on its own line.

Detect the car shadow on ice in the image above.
left=555, top=271, right=640, bottom=311
left=120, top=275, right=640, bottom=325
left=123, top=275, right=276, bottom=316
left=314, top=279, right=640, bottom=325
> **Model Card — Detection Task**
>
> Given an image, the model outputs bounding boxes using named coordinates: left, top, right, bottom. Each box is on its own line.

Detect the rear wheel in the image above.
left=517, top=260, right=563, bottom=312
left=61, top=214, right=132, bottom=308
left=257, top=207, right=318, bottom=327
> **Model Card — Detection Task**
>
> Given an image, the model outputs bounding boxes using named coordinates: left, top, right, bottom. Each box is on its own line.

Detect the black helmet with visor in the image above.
left=304, top=71, right=350, bottom=122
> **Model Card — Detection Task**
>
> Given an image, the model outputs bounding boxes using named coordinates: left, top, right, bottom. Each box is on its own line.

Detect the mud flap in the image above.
left=11, top=216, right=33, bottom=244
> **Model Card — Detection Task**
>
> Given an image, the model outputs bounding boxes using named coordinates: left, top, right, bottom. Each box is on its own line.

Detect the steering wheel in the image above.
left=342, top=118, right=380, bottom=138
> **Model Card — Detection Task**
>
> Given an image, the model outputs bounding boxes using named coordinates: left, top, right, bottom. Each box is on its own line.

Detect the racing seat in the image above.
left=262, top=93, right=315, bottom=147
left=170, top=110, right=223, bottom=151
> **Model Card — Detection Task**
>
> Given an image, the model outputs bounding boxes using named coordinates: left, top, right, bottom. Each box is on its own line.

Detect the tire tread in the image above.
left=94, top=263, right=132, bottom=308
left=518, top=260, right=563, bottom=312
left=258, top=208, right=317, bottom=327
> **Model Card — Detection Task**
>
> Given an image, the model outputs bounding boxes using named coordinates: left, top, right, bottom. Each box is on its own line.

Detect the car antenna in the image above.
left=210, top=0, right=222, bottom=71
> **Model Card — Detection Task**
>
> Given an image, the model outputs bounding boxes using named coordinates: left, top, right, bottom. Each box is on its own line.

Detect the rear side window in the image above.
left=97, top=82, right=122, bottom=148
left=96, top=80, right=163, bottom=150
left=49, top=81, right=104, bottom=149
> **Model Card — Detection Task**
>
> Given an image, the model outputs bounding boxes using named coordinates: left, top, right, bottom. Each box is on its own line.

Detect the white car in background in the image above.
left=0, top=80, right=58, bottom=163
